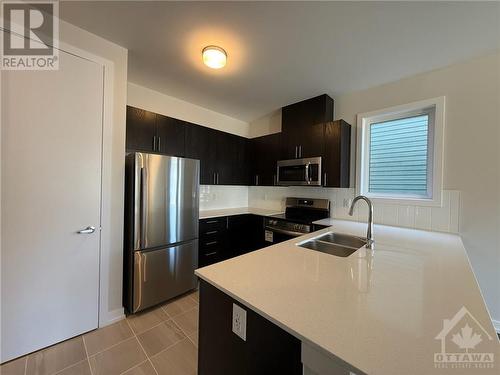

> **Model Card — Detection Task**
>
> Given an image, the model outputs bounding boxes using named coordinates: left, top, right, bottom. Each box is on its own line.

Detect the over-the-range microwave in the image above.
left=277, top=157, right=322, bottom=186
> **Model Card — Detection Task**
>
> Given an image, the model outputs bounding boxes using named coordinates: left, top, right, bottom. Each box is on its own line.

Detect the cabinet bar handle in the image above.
left=299, top=145, right=302, bottom=158
left=153, top=135, right=157, bottom=151
left=324, top=172, right=327, bottom=187
left=205, top=230, right=218, bottom=235
left=205, top=220, right=218, bottom=224
left=205, top=251, right=217, bottom=256
left=157, top=136, right=161, bottom=151
left=217, top=173, right=219, bottom=185
left=205, top=241, right=218, bottom=246
left=256, top=175, right=259, bottom=186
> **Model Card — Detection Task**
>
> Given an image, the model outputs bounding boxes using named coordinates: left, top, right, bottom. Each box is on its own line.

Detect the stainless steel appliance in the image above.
left=124, top=152, right=200, bottom=313
left=264, top=197, right=330, bottom=244
left=277, top=157, right=322, bottom=186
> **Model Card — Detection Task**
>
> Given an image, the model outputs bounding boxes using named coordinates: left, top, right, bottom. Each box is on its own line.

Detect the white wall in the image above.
left=128, top=82, right=250, bottom=137
left=59, top=20, right=128, bottom=326
left=248, top=109, right=281, bottom=138
left=249, top=52, right=500, bottom=324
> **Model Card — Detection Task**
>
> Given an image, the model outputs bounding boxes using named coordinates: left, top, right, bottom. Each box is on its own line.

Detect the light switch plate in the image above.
left=232, top=303, right=247, bottom=341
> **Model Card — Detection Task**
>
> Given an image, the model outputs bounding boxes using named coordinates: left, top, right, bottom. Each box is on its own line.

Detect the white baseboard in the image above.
left=99, top=307, right=125, bottom=328
left=492, top=319, right=500, bottom=334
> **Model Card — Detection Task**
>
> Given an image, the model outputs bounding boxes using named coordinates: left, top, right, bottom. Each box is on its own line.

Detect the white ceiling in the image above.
left=60, top=1, right=500, bottom=122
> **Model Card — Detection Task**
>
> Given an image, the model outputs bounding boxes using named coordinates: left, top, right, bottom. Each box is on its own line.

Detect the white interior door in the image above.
left=1, top=48, right=104, bottom=362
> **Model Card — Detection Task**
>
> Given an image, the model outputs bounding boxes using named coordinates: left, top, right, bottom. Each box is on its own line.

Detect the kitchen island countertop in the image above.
left=195, top=219, right=499, bottom=374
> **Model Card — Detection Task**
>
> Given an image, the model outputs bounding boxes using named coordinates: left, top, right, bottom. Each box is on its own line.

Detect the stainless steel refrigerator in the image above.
left=124, top=152, right=199, bottom=313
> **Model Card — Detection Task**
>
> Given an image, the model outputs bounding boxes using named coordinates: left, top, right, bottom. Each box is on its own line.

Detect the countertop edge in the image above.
left=199, top=207, right=283, bottom=219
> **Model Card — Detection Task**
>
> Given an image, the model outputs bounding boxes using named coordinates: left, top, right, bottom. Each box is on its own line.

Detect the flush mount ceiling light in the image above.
left=202, top=45, right=227, bottom=69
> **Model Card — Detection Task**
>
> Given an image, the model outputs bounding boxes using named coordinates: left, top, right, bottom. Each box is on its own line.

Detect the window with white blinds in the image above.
left=368, top=114, right=430, bottom=196
left=357, top=97, right=445, bottom=205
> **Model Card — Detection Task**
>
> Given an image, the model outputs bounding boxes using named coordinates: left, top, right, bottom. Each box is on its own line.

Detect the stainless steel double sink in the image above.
left=298, top=232, right=367, bottom=257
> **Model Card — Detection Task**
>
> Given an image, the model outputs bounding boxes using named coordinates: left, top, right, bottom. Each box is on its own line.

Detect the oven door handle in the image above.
left=265, top=227, right=307, bottom=237
left=305, top=162, right=311, bottom=184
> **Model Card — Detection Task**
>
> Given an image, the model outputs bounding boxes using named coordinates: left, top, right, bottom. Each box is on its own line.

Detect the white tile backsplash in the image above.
left=430, top=190, right=451, bottom=232
left=247, top=186, right=461, bottom=233
left=382, top=205, right=399, bottom=226
left=397, top=206, right=416, bottom=228
left=200, top=185, right=460, bottom=233
left=199, top=185, right=249, bottom=210
left=414, top=206, right=432, bottom=231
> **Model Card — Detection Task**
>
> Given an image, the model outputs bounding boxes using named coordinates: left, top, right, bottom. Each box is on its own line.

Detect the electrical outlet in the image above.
left=232, top=303, right=247, bottom=341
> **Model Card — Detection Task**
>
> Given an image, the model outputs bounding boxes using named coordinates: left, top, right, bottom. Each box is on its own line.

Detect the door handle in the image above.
left=77, top=226, right=96, bottom=234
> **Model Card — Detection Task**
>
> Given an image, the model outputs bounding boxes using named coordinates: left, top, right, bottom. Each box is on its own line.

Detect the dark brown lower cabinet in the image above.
left=198, top=215, right=266, bottom=267
left=227, top=214, right=266, bottom=256
left=198, top=281, right=302, bottom=375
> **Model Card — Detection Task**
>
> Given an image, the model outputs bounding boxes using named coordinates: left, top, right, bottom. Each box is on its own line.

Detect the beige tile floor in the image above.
left=1, top=290, right=199, bottom=375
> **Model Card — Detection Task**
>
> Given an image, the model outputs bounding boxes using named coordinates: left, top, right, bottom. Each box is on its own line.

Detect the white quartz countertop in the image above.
left=199, top=207, right=282, bottom=219
left=195, top=219, right=499, bottom=375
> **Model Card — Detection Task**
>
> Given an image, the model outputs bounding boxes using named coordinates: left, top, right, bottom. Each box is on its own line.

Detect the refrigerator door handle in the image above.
left=140, top=167, right=147, bottom=249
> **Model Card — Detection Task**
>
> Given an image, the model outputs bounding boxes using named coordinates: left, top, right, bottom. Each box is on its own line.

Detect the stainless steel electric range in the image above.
left=264, top=197, right=330, bottom=244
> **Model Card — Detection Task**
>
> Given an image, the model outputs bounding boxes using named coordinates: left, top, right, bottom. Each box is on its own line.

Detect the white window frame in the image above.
left=356, top=97, right=445, bottom=207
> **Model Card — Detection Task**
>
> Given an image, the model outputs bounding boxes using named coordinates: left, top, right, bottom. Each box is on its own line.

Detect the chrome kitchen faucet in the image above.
left=349, top=196, right=374, bottom=248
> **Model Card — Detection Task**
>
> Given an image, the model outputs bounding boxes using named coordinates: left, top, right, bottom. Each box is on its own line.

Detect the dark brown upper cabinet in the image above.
left=184, top=122, right=218, bottom=185
left=126, top=101, right=350, bottom=188
left=126, top=106, right=185, bottom=157
left=323, top=120, right=351, bottom=188
left=156, top=114, right=185, bottom=156
left=125, top=106, right=157, bottom=152
left=216, top=133, right=250, bottom=186
left=281, top=94, right=334, bottom=159
left=184, top=122, right=250, bottom=186
left=250, top=133, right=282, bottom=186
